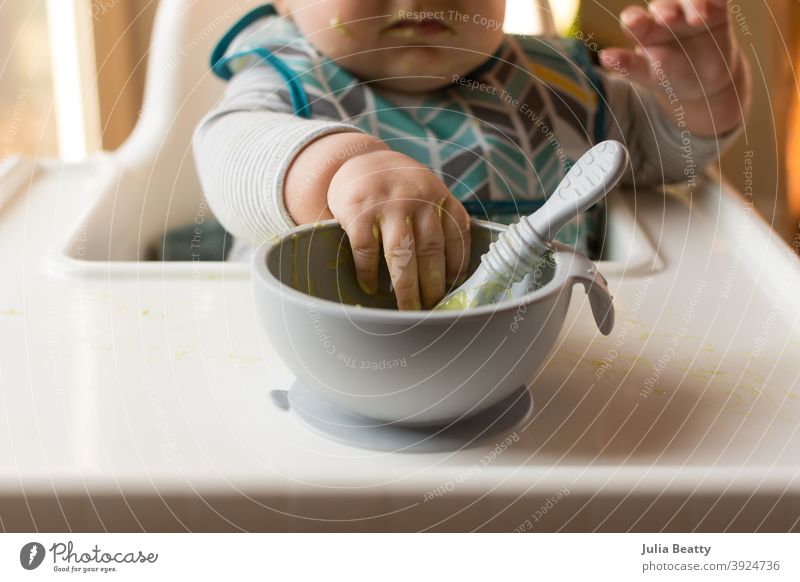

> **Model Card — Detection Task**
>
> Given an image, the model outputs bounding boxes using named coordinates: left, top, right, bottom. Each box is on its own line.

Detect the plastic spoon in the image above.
left=436, top=140, right=629, bottom=311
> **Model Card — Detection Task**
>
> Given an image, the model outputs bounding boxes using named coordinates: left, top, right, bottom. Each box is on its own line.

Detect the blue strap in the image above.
left=210, top=4, right=277, bottom=79
left=209, top=3, right=312, bottom=118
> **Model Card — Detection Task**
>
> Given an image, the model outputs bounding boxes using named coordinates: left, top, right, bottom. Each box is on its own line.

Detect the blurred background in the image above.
left=1, top=0, right=798, bottom=243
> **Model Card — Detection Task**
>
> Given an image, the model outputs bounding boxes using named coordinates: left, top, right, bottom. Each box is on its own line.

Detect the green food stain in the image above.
left=357, top=278, right=378, bottom=296
left=435, top=279, right=513, bottom=311
left=435, top=290, right=474, bottom=311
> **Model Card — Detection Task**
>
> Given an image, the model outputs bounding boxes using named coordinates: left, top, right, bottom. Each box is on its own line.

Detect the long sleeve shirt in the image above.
left=193, top=14, right=736, bottom=257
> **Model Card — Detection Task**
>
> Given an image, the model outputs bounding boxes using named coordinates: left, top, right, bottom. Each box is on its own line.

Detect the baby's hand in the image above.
left=327, top=149, right=471, bottom=310
left=601, top=0, right=749, bottom=136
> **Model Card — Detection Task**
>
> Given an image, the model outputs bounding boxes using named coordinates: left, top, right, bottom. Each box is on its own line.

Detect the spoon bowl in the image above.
left=436, top=140, right=629, bottom=312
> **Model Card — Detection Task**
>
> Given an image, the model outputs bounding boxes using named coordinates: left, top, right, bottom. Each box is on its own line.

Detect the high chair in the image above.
left=0, top=0, right=799, bottom=532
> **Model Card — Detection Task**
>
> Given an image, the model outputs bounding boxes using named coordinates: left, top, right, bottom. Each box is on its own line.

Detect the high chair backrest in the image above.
left=120, top=0, right=555, bottom=227
left=536, top=0, right=557, bottom=35
left=117, top=0, right=259, bottom=227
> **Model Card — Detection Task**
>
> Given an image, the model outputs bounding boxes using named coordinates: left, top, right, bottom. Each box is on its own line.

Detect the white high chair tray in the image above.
left=1, top=154, right=799, bottom=532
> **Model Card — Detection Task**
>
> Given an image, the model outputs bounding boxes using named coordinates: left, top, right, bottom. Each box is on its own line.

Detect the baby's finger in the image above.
left=382, top=215, right=421, bottom=310
left=412, top=209, right=446, bottom=309
left=620, top=5, right=670, bottom=47
left=679, top=0, right=706, bottom=25
left=678, top=0, right=728, bottom=27
left=440, top=197, right=471, bottom=286
left=599, top=47, right=651, bottom=86
left=649, top=0, right=682, bottom=26
left=620, top=1, right=719, bottom=46
left=345, top=215, right=381, bottom=295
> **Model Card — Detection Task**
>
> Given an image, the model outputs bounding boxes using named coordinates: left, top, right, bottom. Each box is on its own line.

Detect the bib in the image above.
left=210, top=4, right=607, bottom=253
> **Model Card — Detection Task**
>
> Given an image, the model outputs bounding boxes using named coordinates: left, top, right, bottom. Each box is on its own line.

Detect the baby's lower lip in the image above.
left=383, top=19, right=453, bottom=37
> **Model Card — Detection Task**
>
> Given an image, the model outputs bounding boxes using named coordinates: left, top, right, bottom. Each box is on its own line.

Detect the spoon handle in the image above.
left=526, top=140, right=629, bottom=241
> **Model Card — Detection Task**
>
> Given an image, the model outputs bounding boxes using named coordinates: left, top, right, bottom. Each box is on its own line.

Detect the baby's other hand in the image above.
left=600, top=0, right=748, bottom=136
left=327, top=150, right=471, bottom=310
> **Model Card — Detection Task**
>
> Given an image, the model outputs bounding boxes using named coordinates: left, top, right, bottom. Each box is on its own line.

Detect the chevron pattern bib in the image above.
left=211, top=5, right=607, bottom=254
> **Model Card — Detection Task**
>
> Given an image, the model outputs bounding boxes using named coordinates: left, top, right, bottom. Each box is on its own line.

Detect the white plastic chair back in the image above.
left=536, top=0, right=557, bottom=35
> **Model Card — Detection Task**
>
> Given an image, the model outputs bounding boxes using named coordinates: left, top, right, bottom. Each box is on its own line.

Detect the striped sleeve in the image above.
left=600, top=72, right=741, bottom=188
left=192, top=60, right=363, bottom=244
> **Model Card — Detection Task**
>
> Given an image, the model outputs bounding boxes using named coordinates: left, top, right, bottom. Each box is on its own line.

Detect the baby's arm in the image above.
left=193, top=65, right=471, bottom=310
left=597, top=0, right=749, bottom=184
left=193, top=65, right=362, bottom=241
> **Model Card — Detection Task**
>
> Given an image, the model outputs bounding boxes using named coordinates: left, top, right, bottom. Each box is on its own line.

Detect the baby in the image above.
left=193, top=0, right=749, bottom=310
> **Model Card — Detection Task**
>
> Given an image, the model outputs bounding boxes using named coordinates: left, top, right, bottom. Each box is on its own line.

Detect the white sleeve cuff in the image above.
left=205, top=117, right=363, bottom=244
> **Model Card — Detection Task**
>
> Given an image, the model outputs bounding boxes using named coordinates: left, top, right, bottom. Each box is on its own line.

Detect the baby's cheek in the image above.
left=457, top=20, right=505, bottom=57
left=312, top=28, right=361, bottom=60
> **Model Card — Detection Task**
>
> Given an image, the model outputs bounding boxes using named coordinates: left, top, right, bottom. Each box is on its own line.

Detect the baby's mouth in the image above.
left=381, top=17, right=456, bottom=38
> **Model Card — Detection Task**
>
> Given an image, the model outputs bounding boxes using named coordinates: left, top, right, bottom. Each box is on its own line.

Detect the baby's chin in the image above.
left=338, top=54, right=479, bottom=93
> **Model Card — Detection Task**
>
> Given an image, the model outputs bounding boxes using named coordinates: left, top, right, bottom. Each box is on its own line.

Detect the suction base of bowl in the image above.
left=271, top=382, right=533, bottom=453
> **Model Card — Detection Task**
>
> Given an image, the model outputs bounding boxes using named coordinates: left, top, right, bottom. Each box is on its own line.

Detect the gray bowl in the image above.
left=252, top=219, right=614, bottom=425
